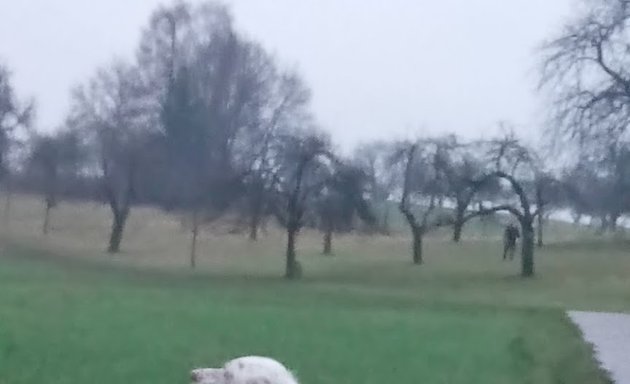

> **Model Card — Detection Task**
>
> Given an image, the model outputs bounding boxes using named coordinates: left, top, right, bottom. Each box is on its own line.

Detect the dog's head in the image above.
left=190, top=368, right=232, bottom=384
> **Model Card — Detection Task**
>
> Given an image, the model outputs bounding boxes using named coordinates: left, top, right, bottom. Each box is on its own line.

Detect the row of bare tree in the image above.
left=2, top=0, right=630, bottom=279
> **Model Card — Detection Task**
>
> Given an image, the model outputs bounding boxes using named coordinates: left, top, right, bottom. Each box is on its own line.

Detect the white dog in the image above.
left=191, top=356, right=299, bottom=384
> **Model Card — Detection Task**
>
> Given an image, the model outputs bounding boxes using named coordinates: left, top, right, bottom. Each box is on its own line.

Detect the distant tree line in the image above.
left=1, top=0, right=630, bottom=279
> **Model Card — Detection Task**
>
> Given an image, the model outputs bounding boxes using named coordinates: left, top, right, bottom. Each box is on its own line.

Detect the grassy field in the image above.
left=0, top=194, right=627, bottom=384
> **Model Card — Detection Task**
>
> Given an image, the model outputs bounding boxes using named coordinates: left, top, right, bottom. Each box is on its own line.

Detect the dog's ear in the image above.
left=190, top=368, right=225, bottom=383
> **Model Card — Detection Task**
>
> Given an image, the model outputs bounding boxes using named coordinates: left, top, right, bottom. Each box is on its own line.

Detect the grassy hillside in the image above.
left=0, top=194, right=625, bottom=384
left=0, top=246, right=612, bottom=384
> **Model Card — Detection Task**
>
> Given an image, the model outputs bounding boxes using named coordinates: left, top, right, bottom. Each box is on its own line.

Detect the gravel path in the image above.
left=568, top=311, right=630, bottom=384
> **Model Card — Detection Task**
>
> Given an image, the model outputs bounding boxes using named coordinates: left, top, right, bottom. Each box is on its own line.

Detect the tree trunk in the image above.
left=190, top=209, right=199, bottom=269
left=285, top=227, right=299, bottom=279
left=42, top=202, right=52, bottom=235
left=381, top=204, right=391, bottom=235
left=412, top=225, right=423, bottom=265
left=452, top=207, right=464, bottom=243
left=249, top=210, right=260, bottom=241
left=285, top=159, right=305, bottom=280
left=107, top=211, right=128, bottom=254
left=248, top=189, right=264, bottom=241
left=610, top=213, right=619, bottom=233
left=597, top=214, right=609, bottom=234
left=536, top=211, right=544, bottom=248
left=572, top=212, right=582, bottom=226
left=453, top=222, right=463, bottom=243
left=401, top=210, right=423, bottom=264
left=260, top=217, right=269, bottom=236
left=3, top=185, right=12, bottom=225
left=322, top=228, right=333, bottom=255
left=520, top=219, right=535, bottom=277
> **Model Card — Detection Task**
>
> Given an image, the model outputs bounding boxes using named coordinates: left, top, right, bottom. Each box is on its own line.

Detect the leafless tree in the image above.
left=0, top=62, right=34, bottom=221
left=539, top=0, right=630, bottom=236
left=540, top=0, right=630, bottom=153
left=239, top=70, right=313, bottom=241
left=315, top=164, right=375, bottom=255
left=561, top=153, right=630, bottom=232
left=393, top=140, right=453, bottom=265
left=26, top=130, right=83, bottom=235
left=429, top=136, right=499, bottom=243
left=138, top=1, right=299, bottom=266
left=469, top=133, right=540, bottom=277
left=531, top=172, right=564, bottom=247
left=353, top=141, right=398, bottom=234
left=69, top=61, right=155, bottom=253
left=271, top=132, right=334, bottom=279
left=0, top=63, right=34, bottom=180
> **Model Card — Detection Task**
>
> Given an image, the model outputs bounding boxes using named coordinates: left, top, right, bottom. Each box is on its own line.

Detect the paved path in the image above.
left=568, top=311, right=630, bottom=384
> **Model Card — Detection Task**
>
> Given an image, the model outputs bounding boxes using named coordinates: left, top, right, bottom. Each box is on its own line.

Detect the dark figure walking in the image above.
left=503, top=224, right=520, bottom=260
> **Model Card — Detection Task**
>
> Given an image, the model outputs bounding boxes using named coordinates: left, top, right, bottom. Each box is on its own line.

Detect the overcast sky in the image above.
left=0, top=0, right=572, bottom=150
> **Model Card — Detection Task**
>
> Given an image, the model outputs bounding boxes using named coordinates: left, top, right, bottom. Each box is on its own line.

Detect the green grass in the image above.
left=0, top=194, right=624, bottom=383
left=0, top=249, right=610, bottom=384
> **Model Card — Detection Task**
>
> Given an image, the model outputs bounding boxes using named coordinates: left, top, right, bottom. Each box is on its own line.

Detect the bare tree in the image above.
left=540, top=0, right=630, bottom=163
left=430, top=136, right=498, bottom=243
left=139, top=2, right=298, bottom=266
left=353, top=141, right=398, bottom=234
left=597, top=142, right=630, bottom=231
left=27, top=130, right=83, bottom=235
left=272, top=132, right=333, bottom=279
left=531, top=172, right=564, bottom=247
left=0, top=63, right=34, bottom=180
left=394, top=140, right=452, bottom=265
left=470, top=133, right=540, bottom=277
left=0, top=62, right=34, bottom=221
left=239, top=70, right=313, bottom=241
left=315, top=165, right=375, bottom=255
left=69, top=61, right=154, bottom=253
left=560, top=155, right=630, bottom=233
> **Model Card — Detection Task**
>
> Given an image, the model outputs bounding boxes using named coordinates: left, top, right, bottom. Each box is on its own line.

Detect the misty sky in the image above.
left=0, top=0, right=572, bottom=150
